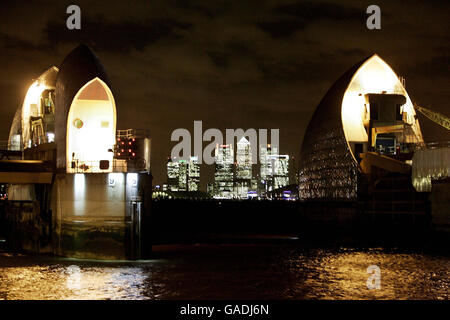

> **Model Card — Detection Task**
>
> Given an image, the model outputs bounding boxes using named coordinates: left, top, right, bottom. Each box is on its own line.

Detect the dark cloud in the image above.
left=257, top=1, right=363, bottom=38
left=44, top=16, right=192, bottom=52
left=411, top=55, right=450, bottom=78
left=207, top=50, right=229, bottom=68
left=0, top=32, right=39, bottom=51
left=274, top=1, right=363, bottom=21
left=171, top=0, right=221, bottom=19
left=257, top=19, right=308, bottom=38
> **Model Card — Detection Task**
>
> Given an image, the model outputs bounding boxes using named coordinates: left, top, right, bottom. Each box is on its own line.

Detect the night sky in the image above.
left=0, top=0, right=448, bottom=188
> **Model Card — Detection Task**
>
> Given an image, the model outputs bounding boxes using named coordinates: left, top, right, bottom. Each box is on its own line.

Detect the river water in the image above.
left=0, top=243, right=448, bottom=300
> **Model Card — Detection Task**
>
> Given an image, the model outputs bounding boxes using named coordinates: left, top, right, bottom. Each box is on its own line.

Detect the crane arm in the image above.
left=414, top=104, right=450, bottom=131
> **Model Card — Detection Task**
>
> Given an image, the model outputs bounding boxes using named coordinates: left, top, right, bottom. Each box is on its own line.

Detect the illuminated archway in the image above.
left=18, top=66, right=58, bottom=149
left=341, top=55, right=424, bottom=161
left=66, top=78, right=116, bottom=173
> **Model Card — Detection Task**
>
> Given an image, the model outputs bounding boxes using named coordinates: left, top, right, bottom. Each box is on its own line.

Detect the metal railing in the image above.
left=423, top=141, right=450, bottom=150
left=0, top=139, right=22, bottom=151
left=68, top=159, right=129, bottom=173
left=117, top=129, right=150, bottom=138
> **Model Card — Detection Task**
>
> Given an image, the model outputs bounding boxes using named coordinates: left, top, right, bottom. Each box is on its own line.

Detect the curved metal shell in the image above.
left=37, top=66, right=59, bottom=87
left=299, top=54, right=424, bottom=200
left=8, top=106, right=22, bottom=150
left=55, top=45, right=112, bottom=169
left=298, top=57, right=369, bottom=200
left=9, top=66, right=59, bottom=150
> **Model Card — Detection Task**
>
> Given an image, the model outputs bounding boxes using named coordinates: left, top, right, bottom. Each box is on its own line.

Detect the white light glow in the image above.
left=66, top=78, right=117, bottom=173
left=47, top=132, right=55, bottom=143
left=341, top=55, right=424, bottom=160
left=18, top=67, right=58, bottom=150
left=108, top=173, right=124, bottom=187
left=74, top=173, right=85, bottom=194
left=126, top=173, right=138, bottom=187
left=73, top=173, right=86, bottom=215
left=22, top=82, right=46, bottom=147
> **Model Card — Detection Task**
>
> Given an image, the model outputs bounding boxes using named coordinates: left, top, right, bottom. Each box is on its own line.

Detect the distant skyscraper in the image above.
left=214, top=144, right=234, bottom=198
left=178, top=159, right=188, bottom=191
left=260, top=144, right=278, bottom=180
left=167, top=156, right=199, bottom=192
left=259, top=144, right=290, bottom=195
left=235, top=137, right=252, bottom=198
left=188, top=156, right=200, bottom=191
left=206, top=182, right=215, bottom=195
left=236, top=137, right=252, bottom=179
left=260, top=144, right=278, bottom=192
left=269, top=154, right=289, bottom=189
left=167, top=158, right=180, bottom=191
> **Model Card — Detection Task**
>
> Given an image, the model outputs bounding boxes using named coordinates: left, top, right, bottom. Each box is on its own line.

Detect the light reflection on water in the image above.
left=0, top=245, right=448, bottom=300
left=0, top=264, right=151, bottom=300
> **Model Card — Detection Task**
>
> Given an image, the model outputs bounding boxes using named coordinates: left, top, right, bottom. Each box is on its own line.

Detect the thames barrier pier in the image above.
left=297, top=54, right=449, bottom=235
left=0, top=45, right=152, bottom=259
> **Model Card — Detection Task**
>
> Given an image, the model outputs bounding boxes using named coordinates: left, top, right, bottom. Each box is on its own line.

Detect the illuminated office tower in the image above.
left=167, top=156, right=199, bottom=192
left=251, top=179, right=259, bottom=196
left=259, top=144, right=278, bottom=193
left=167, top=158, right=180, bottom=191
left=177, top=159, right=188, bottom=191
left=236, top=137, right=252, bottom=179
left=188, top=156, right=200, bottom=191
left=235, top=137, right=252, bottom=198
left=214, top=144, right=234, bottom=198
left=260, top=144, right=278, bottom=180
left=206, top=182, right=215, bottom=196
left=270, top=154, right=290, bottom=189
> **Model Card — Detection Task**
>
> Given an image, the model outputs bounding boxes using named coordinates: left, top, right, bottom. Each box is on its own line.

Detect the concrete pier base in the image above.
left=52, top=172, right=152, bottom=260
left=430, top=179, right=450, bottom=233
left=2, top=172, right=152, bottom=260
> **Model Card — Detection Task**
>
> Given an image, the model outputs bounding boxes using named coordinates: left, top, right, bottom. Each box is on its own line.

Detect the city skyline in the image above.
left=163, top=141, right=291, bottom=196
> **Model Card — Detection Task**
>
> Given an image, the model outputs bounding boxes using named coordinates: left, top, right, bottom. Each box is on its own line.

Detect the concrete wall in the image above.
left=4, top=201, right=52, bottom=253
left=2, top=171, right=152, bottom=259
left=3, top=182, right=53, bottom=254
left=52, top=172, right=142, bottom=259
left=430, top=179, right=450, bottom=233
